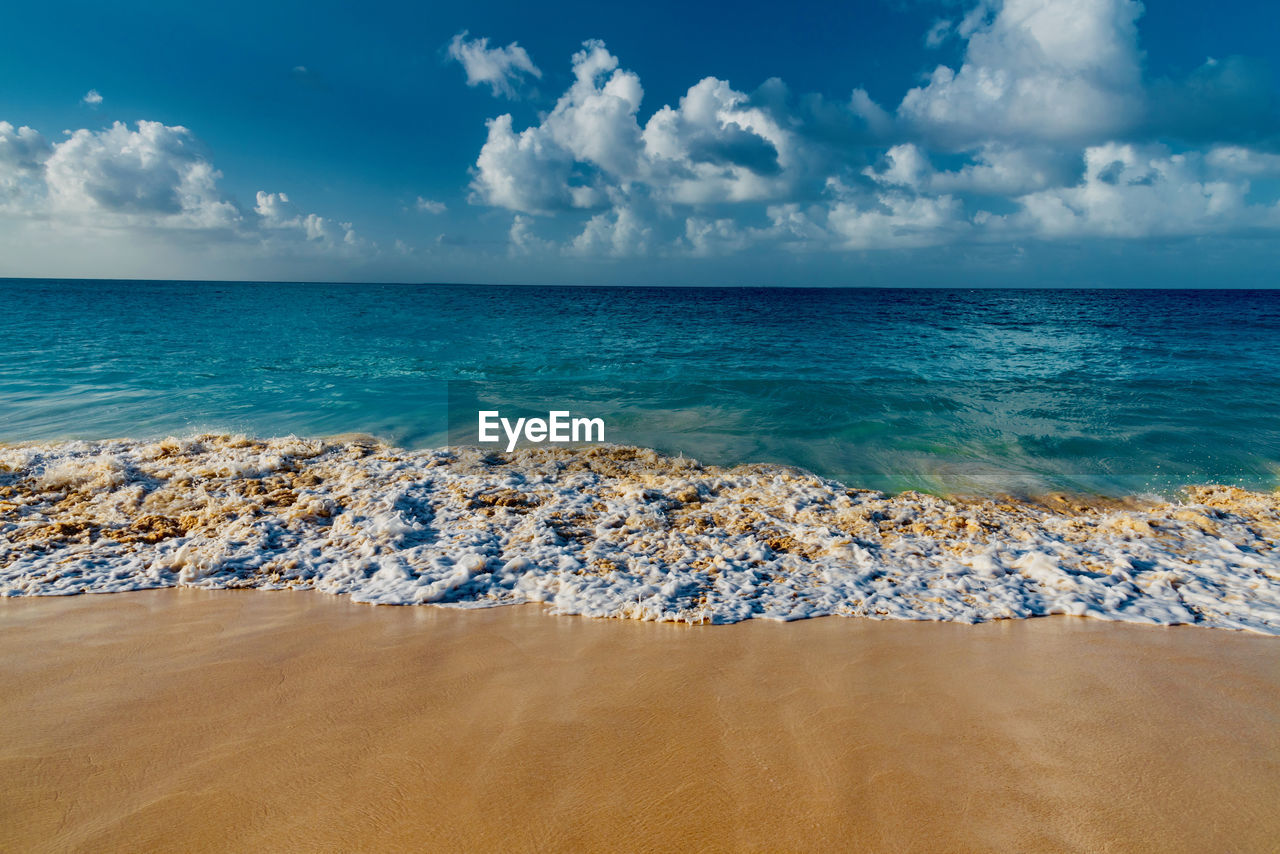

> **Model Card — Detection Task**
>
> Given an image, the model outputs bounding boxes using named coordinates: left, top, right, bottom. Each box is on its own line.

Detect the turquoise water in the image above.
left=2, top=279, right=1279, bottom=495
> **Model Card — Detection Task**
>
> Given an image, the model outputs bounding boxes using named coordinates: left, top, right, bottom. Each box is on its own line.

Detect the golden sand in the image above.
left=2, top=589, right=1278, bottom=852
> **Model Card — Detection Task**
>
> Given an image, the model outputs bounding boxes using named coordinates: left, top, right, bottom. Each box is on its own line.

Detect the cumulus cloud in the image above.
left=447, top=31, right=541, bottom=99
left=508, top=214, right=552, bottom=255
left=253, top=190, right=294, bottom=225
left=454, top=6, right=1280, bottom=262
left=41, top=122, right=239, bottom=229
left=82, top=89, right=103, bottom=106
left=1010, top=143, right=1278, bottom=238
left=416, top=196, right=447, bottom=214
left=470, top=40, right=819, bottom=217
left=473, top=114, right=577, bottom=213
left=568, top=205, right=651, bottom=257
left=1205, top=146, right=1280, bottom=177
left=683, top=216, right=751, bottom=257
left=0, top=122, right=51, bottom=169
left=827, top=190, right=970, bottom=250
left=254, top=189, right=362, bottom=248
left=470, top=41, right=643, bottom=213
left=0, top=118, right=373, bottom=266
left=0, top=122, right=52, bottom=208
left=898, top=0, right=1145, bottom=146
left=676, top=204, right=835, bottom=258
left=642, top=76, right=799, bottom=204
left=547, top=41, right=645, bottom=178
left=864, top=142, right=1079, bottom=195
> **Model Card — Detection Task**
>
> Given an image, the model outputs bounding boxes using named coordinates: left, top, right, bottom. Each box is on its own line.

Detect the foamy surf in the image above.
left=2, top=435, right=1279, bottom=633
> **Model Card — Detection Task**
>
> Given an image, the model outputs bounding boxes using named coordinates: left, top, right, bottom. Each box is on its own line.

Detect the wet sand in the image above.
left=2, top=590, right=1278, bottom=853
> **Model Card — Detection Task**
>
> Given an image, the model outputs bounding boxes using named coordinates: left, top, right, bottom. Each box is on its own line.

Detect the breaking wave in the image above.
left=2, top=435, right=1279, bottom=633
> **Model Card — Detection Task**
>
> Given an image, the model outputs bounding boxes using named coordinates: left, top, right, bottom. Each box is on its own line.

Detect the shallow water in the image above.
left=2, top=280, right=1279, bottom=495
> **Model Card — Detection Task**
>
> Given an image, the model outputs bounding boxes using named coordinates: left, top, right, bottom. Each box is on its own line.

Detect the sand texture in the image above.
left=2, top=590, right=1279, bottom=852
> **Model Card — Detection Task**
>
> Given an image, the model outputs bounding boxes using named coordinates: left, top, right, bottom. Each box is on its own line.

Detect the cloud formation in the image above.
left=81, top=89, right=103, bottom=106
left=470, top=41, right=812, bottom=217
left=46, top=121, right=238, bottom=228
left=898, top=0, right=1145, bottom=146
left=457, top=2, right=1280, bottom=261
left=0, top=122, right=52, bottom=208
left=1011, top=143, right=1280, bottom=238
left=0, top=119, right=372, bottom=263
left=447, top=31, right=542, bottom=99
left=254, top=190, right=362, bottom=247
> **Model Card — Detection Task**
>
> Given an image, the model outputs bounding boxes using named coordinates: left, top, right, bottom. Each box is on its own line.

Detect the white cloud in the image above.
left=568, top=205, right=651, bottom=257
left=1011, top=143, right=1277, bottom=238
left=931, top=144, right=1080, bottom=195
left=508, top=214, right=552, bottom=255
left=254, top=190, right=294, bottom=225
left=472, top=114, right=580, bottom=213
left=0, top=118, right=375, bottom=274
left=447, top=31, right=541, bottom=99
left=82, top=89, right=103, bottom=106
left=677, top=204, right=835, bottom=257
left=0, top=122, right=52, bottom=209
left=45, top=121, right=239, bottom=229
left=683, top=216, right=750, bottom=257
left=255, top=189, right=362, bottom=248
left=1205, top=145, right=1280, bottom=177
left=470, top=41, right=643, bottom=213
left=455, top=18, right=1280, bottom=261
left=470, top=40, right=818, bottom=217
left=547, top=41, right=645, bottom=178
left=641, top=76, right=799, bottom=204
left=898, top=0, right=1145, bottom=146
left=864, top=142, right=1079, bottom=195
left=851, top=141, right=1280, bottom=244
left=416, top=196, right=446, bottom=214
left=827, top=192, right=969, bottom=249
left=0, top=122, right=51, bottom=170
left=863, top=143, right=932, bottom=190
left=764, top=203, right=830, bottom=246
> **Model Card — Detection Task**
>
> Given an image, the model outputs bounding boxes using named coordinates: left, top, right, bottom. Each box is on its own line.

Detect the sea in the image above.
left=2, top=279, right=1279, bottom=631
left=3, top=279, right=1279, bottom=496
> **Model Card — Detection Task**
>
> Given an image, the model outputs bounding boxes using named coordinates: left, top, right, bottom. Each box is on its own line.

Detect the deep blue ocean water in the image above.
left=2, top=279, right=1278, bottom=495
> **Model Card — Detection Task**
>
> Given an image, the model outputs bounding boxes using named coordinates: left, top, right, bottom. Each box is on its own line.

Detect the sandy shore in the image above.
left=2, top=592, right=1278, bottom=852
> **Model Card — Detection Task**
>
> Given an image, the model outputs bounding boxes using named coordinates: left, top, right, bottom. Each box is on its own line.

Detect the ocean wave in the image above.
left=2, top=435, right=1278, bottom=633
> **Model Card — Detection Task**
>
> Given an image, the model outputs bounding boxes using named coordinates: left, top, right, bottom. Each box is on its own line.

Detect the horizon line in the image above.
left=2, top=276, right=1278, bottom=291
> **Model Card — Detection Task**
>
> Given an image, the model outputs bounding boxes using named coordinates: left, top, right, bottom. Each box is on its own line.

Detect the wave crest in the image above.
left=2, top=435, right=1279, bottom=633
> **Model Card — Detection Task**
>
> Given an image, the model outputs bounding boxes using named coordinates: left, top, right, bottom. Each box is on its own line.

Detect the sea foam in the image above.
left=2, top=435, right=1279, bottom=633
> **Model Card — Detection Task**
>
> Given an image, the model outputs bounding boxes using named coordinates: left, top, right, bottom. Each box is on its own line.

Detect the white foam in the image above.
left=1, top=435, right=1278, bottom=633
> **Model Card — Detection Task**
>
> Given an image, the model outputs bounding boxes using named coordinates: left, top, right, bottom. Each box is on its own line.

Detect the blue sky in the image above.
left=1, top=0, right=1278, bottom=284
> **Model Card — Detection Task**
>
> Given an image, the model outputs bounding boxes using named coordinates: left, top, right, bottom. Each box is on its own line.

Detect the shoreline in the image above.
left=5, top=431, right=1278, bottom=502
left=3, top=588, right=1279, bottom=852
left=3, top=434, right=1279, bottom=632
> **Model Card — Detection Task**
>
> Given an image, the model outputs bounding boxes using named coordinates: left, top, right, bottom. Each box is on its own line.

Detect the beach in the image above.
left=3, top=285, right=1279, bottom=852
left=6, top=0, right=1280, bottom=846
left=3, top=588, right=1278, bottom=852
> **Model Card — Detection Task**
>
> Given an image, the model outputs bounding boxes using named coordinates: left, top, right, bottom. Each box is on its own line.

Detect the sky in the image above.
left=1, top=0, right=1278, bottom=285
